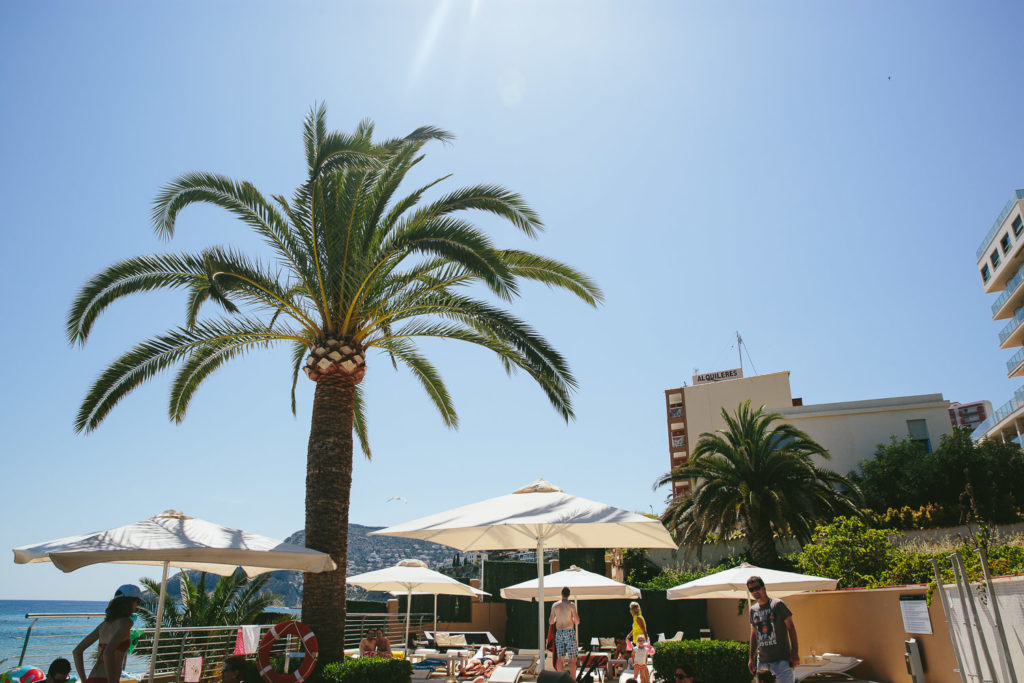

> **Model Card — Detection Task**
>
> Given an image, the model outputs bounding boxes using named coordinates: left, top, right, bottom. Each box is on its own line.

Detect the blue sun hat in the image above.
left=114, top=584, right=142, bottom=599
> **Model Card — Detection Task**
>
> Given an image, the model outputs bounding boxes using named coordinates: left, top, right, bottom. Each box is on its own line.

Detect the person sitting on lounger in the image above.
left=374, top=629, right=393, bottom=657
left=358, top=630, right=377, bottom=657
left=607, top=635, right=629, bottom=679
left=457, top=647, right=508, bottom=678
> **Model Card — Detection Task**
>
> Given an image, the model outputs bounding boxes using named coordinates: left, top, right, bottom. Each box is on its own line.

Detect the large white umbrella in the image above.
left=500, top=564, right=640, bottom=602
left=666, top=562, right=836, bottom=600
left=13, top=510, right=337, bottom=682
left=347, top=559, right=480, bottom=650
left=371, top=479, right=676, bottom=670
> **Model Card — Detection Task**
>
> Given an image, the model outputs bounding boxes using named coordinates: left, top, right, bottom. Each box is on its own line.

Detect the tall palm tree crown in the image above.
left=655, top=400, right=861, bottom=567
left=67, top=105, right=602, bottom=660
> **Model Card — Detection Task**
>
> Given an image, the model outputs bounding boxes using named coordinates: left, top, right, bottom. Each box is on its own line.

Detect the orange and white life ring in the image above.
left=257, top=621, right=319, bottom=683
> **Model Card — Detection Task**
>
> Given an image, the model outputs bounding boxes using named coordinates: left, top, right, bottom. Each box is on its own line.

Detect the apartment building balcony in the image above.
left=1009, top=348, right=1024, bottom=378
left=998, top=308, right=1024, bottom=348
left=972, top=385, right=1024, bottom=442
left=977, top=190, right=1024, bottom=293
left=991, top=265, right=1024, bottom=319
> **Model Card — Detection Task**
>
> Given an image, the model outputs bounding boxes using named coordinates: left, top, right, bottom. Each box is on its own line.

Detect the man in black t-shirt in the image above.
left=747, top=576, right=799, bottom=683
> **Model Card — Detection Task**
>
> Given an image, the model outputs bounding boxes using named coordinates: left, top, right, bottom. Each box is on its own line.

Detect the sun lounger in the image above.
left=794, top=655, right=864, bottom=682
left=487, top=666, right=524, bottom=683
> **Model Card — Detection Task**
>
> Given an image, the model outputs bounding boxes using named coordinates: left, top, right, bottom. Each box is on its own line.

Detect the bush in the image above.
left=321, top=658, right=412, bottom=683
left=796, top=517, right=899, bottom=588
left=652, top=640, right=749, bottom=683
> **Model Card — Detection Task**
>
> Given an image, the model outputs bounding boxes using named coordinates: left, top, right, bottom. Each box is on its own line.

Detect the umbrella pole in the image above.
left=405, top=588, right=412, bottom=655
left=433, top=593, right=438, bottom=631
left=536, top=538, right=545, bottom=672
left=147, top=561, right=169, bottom=683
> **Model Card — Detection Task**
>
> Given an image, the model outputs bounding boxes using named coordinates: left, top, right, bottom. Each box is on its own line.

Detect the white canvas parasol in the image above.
left=666, top=562, right=836, bottom=600
left=348, top=559, right=480, bottom=649
left=371, top=479, right=676, bottom=670
left=500, top=565, right=640, bottom=602
left=13, top=510, right=337, bottom=682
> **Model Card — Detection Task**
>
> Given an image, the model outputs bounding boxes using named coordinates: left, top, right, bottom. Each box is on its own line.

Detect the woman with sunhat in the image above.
left=73, top=585, right=142, bottom=683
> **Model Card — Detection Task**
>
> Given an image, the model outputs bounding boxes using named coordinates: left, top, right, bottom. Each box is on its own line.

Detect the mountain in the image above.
left=159, top=524, right=462, bottom=607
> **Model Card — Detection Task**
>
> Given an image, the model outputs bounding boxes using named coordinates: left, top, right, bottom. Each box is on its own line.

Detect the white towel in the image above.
left=182, top=657, right=203, bottom=683
left=233, top=625, right=261, bottom=655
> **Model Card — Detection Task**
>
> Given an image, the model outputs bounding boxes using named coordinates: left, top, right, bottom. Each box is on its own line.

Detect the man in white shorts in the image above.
left=549, top=586, right=580, bottom=679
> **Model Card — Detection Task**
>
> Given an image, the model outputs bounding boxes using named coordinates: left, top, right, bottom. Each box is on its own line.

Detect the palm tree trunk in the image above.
left=302, top=373, right=355, bottom=663
left=747, top=520, right=780, bottom=568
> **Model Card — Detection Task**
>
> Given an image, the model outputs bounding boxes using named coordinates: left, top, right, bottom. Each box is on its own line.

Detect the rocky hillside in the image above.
left=162, top=524, right=461, bottom=607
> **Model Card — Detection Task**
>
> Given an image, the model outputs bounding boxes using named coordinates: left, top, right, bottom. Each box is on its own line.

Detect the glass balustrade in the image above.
left=992, top=266, right=1024, bottom=316
left=977, top=190, right=1024, bottom=260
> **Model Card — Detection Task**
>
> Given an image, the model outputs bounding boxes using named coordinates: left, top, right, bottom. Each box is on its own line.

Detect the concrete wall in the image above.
left=683, top=372, right=793, bottom=443
left=436, top=602, right=508, bottom=643
left=706, top=586, right=958, bottom=683
left=781, top=395, right=954, bottom=475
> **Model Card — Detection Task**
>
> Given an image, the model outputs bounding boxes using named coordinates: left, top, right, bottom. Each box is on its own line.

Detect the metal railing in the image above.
left=12, top=612, right=433, bottom=681
left=976, top=189, right=1024, bottom=260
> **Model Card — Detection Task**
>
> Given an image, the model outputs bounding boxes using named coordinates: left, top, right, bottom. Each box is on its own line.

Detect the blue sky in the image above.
left=1, top=1, right=1022, bottom=600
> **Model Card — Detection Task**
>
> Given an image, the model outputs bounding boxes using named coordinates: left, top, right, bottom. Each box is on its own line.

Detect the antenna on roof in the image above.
left=737, top=331, right=743, bottom=373
left=737, top=331, right=758, bottom=375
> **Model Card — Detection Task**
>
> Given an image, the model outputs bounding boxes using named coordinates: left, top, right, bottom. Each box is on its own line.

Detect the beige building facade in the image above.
left=972, top=189, right=1024, bottom=444
left=664, top=371, right=952, bottom=496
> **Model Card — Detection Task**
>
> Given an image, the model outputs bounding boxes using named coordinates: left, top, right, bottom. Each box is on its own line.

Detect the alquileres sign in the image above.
left=692, top=368, right=743, bottom=385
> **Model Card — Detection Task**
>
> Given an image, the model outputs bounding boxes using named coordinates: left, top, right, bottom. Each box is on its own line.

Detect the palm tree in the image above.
left=655, top=401, right=861, bottom=567
left=137, top=571, right=283, bottom=627
left=67, top=105, right=601, bottom=661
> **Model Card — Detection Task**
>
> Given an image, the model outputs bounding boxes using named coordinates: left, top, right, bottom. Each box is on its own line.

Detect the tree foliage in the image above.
left=137, top=571, right=283, bottom=627
left=852, top=428, right=1024, bottom=523
left=68, top=105, right=601, bottom=659
left=656, top=401, right=862, bottom=567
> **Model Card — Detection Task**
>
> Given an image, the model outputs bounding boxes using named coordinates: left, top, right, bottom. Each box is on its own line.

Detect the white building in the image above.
left=972, top=189, right=1024, bottom=444
left=664, top=371, right=952, bottom=497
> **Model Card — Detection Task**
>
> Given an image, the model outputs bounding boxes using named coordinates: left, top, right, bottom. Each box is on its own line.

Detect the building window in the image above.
left=907, top=419, right=931, bottom=453
left=1015, top=216, right=1023, bottom=237
left=668, top=403, right=683, bottom=418
left=671, top=435, right=686, bottom=448
left=1001, top=233, right=1012, bottom=254
left=992, top=250, right=1001, bottom=269
left=982, top=264, right=991, bottom=282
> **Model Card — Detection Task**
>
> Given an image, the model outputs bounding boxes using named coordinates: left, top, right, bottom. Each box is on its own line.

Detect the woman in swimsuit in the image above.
left=74, top=585, right=142, bottom=683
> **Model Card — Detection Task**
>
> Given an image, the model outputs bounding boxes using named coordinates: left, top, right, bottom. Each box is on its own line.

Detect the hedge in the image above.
left=321, top=658, right=412, bottom=683
left=652, top=640, right=750, bottom=683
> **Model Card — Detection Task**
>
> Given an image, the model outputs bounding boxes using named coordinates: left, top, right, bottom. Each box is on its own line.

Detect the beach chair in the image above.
left=487, top=666, right=524, bottom=683
left=794, top=655, right=864, bottom=682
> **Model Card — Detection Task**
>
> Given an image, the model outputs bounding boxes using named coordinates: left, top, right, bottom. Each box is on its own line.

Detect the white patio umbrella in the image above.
left=13, top=510, right=337, bottom=682
left=371, top=479, right=676, bottom=670
left=500, top=564, right=640, bottom=602
left=666, top=562, right=836, bottom=600
left=391, top=584, right=489, bottom=631
left=347, top=559, right=480, bottom=650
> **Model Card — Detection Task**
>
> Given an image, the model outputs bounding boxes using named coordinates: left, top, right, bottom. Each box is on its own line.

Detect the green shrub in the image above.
left=321, top=658, right=412, bottom=683
left=652, top=640, right=749, bottom=683
left=796, top=517, right=899, bottom=588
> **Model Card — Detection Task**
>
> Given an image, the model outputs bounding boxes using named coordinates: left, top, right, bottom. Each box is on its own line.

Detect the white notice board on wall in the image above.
left=900, top=595, right=932, bottom=634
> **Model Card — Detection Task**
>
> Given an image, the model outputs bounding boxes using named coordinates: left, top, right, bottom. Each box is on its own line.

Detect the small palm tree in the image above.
left=138, top=571, right=282, bottom=628
left=655, top=400, right=862, bottom=567
left=68, top=104, right=601, bottom=659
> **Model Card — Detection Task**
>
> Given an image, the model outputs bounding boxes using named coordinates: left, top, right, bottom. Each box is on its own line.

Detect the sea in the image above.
left=1, top=600, right=143, bottom=674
